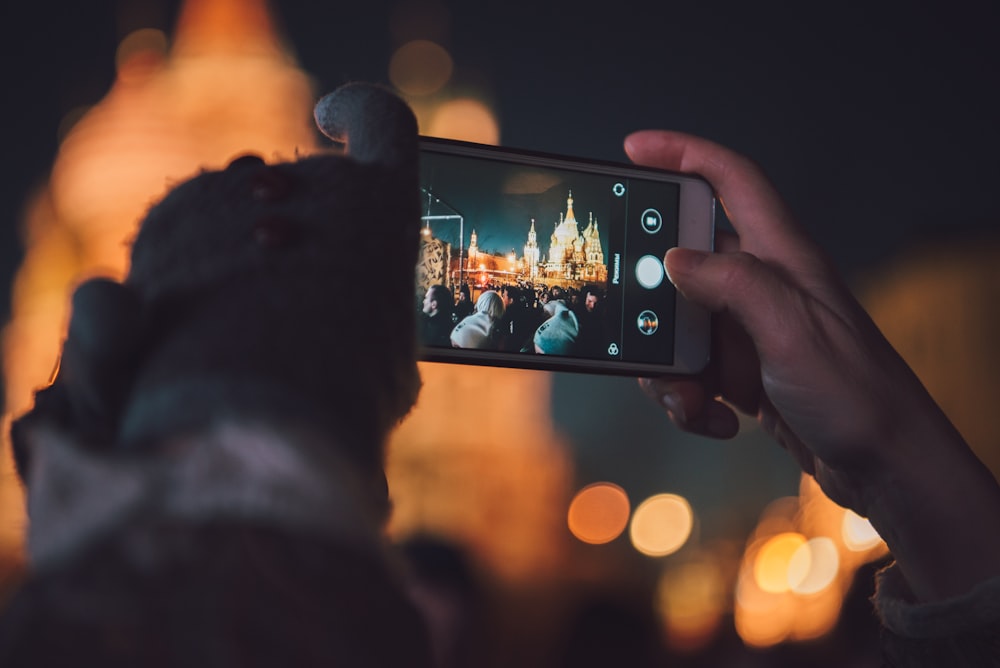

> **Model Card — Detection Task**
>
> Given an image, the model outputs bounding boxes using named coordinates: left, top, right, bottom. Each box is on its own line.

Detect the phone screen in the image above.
left=416, top=138, right=705, bottom=375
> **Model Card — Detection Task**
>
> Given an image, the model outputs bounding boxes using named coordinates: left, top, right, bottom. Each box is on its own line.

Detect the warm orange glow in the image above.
left=386, top=362, right=573, bottom=582
left=753, top=532, right=806, bottom=593
left=172, top=0, right=286, bottom=57
left=657, top=558, right=725, bottom=652
left=389, top=40, right=454, bottom=97
left=117, top=28, right=169, bottom=65
left=788, top=537, right=839, bottom=595
left=788, top=585, right=845, bottom=641
left=116, top=29, right=169, bottom=85
left=424, top=98, right=500, bottom=145
left=842, top=509, right=884, bottom=552
left=566, top=482, right=630, bottom=545
left=750, top=496, right=799, bottom=541
left=734, top=563, right=794, bottom=647
left=629, top=494, right=693, bottom=557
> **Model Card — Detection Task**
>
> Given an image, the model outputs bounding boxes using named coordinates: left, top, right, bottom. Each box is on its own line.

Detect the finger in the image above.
left=624, top=130, right=814, bottom=263
left=714, top=229, right=740, bottom=254
left=638, top=376, right=708, bottom=424
left=637, top=378, right=740, bottom=439
left=663, top=247, right=803, bottom=366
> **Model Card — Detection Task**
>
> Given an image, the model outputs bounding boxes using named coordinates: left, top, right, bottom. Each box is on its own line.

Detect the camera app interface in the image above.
left=417, top=149, right=679, bottom=366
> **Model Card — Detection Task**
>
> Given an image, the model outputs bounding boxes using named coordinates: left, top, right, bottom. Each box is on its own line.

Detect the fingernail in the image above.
left=664, top=248, right=708, bottom=287
left=661, top=392, right=687, bottom=423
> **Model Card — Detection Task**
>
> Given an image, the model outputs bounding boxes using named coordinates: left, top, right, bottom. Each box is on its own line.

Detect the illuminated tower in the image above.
left=523, top=218, right=540, bottom=279
left=547, top=190, right=584, bottom=275
left=467, top=228, right=479, bottom=269
left=583, top=213, right=604, bottom=265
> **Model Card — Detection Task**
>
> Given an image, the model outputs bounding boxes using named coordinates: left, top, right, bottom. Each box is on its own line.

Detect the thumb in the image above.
left=664, top=247, right=798, bottom=349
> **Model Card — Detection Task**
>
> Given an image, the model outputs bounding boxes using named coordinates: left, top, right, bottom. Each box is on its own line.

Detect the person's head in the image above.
left=584, top=285, right=602, bottom=312
left=474, top=290, right=505, bottom=321
left=13, top=83, right=423, bottom=495
left=449, top=312, right=492, bottom=349
left=423, top=284, right=453, bottom=317
left=549, top=285, right=564, bottom=301
left=458, top=284, right=470, bottom=303
left=533, top=302, right=579, bottom=355
left=500, top=285, right=520, bottom=309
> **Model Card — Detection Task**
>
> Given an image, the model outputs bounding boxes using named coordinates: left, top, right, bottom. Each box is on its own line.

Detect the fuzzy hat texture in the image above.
left=450, top=312, right=493, bottom=349
left=474, top=290, right=505, bottom=320
left=12, top=82, right=421, bottom=484
left=534, top=301, right=579, bottom=355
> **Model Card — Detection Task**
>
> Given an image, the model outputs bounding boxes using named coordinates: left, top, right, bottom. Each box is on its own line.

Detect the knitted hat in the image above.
left=450, top=312, right=494, bottom=349
left=12, top=83, right=421, bottom=483
left=533, top=302, right=579, bottom=355
left=474, top=290, right=505, bottom=320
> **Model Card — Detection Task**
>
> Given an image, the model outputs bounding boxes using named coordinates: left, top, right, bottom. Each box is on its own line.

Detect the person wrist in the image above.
left=860, top=403, right=1000, bottom=603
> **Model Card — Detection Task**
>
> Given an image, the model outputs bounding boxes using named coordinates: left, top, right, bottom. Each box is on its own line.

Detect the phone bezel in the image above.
left=417, top=136, right=714, bottom=376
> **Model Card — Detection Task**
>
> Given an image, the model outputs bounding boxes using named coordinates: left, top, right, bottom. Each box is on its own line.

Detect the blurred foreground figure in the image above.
left=0, top=83, right=432, bottom=667
left=627, top=129, right=1000, bottom=667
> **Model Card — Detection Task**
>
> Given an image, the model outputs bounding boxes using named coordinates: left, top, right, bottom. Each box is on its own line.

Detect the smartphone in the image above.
left=416, top=136, right=714, bottom=376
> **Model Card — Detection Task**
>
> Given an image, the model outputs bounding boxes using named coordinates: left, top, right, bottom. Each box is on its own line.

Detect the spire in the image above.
left=566, top=190, right=576, bottom=223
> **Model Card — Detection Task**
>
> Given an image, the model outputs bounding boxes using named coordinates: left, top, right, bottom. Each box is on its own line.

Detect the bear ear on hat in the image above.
left=314, top=82, right=418, bottom=170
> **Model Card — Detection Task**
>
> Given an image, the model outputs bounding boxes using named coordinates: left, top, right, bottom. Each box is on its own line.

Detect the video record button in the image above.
left=640, top=208, right=662, bottom=234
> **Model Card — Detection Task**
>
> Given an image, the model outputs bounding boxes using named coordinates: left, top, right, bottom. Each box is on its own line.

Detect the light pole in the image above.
left=421, top=188, right=464, bottom=290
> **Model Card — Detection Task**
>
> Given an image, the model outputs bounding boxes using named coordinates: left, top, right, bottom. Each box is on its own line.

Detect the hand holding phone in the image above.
left=416, top=137, right=715, bottom=376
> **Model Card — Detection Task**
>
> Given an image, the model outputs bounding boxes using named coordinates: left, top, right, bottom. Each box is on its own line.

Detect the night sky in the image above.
left=3, top=2, right=998, bottom=504
left=420, top=145, right=620, bottom=259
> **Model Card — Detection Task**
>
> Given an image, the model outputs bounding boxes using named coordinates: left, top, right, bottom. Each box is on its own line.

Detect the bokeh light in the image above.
left=751, top=496, right=799, bottom=541
left=842, top=509, right=884, bottom=552
left=629, top=493, right=693, bottom=557
left=424, top=98, right=500, bottom=145
left=735, top=556, right=795, bottom=648
left=788, top=537, right=839, bottom=595
left=657, top=557, right=726, bottom=652
left=389, top=39, right=454, bottom=97
left=753, top=532, right=806, bottom=593
left=567, top=482, right=630, bottom=545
